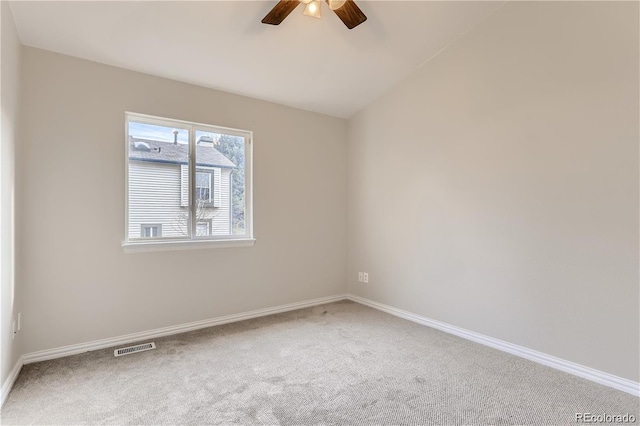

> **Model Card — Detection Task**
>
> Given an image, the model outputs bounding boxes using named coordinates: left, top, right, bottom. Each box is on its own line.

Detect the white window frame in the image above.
left=123, top=112, right=255, bottom=253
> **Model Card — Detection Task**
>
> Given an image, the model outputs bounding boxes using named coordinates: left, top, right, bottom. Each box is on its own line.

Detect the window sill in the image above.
left=122, top=238, right=256, bottom=253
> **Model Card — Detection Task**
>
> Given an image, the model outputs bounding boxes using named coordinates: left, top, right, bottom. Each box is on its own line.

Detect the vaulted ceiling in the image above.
left=10, top=1, right=503, bottom=118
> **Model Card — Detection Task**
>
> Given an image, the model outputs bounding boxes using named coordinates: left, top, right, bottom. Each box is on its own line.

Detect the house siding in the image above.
left=128, top=160, right=231, bottom=238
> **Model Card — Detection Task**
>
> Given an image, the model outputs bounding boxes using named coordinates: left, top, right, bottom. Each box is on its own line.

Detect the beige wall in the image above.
left=18, top=47, right=347, bottom=353
left=7, top=0, right=639, bottom=387
left=1, top=1, right=23, bottom=386
left=348, top=2, right=639, bottom=381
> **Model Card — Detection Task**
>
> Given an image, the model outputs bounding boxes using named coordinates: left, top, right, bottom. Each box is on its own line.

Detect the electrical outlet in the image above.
left=358, top=272, right=363, bottom=282
left=17, top=312, right=22, bottom=331
left=363, top=272, right=369, bottom=283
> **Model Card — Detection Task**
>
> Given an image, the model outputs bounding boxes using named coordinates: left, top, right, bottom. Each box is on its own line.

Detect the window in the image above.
left=196, top=220, right=211, bottom=236
left=141, top=224, right=162, bottom=238
left=124, top=112, right=253, bottom=250
left=196, top=171, right=211, bottom=203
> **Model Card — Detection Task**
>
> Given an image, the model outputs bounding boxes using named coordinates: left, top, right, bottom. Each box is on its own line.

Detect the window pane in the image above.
left=196, top=187, right=210, bottom=202
left=195, top=131, right=246, bottom=236
left=196, top=172, right=210, bottom=188
left=195, top=171, right=211, bottom=204
left=196, top=222, right=210, bottom=236
left=141, top=225, right=162, bottom=238
left=195, top=131, right=245, bottom=236
left=128, top=121, right=190, bottom=239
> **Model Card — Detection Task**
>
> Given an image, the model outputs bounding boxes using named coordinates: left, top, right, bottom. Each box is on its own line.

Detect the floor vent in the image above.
left=114, top=342, right=156, bottom=357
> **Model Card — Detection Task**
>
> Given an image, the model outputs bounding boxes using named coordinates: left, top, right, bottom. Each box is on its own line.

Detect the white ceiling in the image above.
left=10, top=1, right=502, bottom=118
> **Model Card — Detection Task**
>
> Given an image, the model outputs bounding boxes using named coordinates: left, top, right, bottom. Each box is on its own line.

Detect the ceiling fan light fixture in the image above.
left=303, top=1, right=322, bottom=19
left=261, top=0, right=366, bottom=29
left=328, top=0, right=347, bottom=10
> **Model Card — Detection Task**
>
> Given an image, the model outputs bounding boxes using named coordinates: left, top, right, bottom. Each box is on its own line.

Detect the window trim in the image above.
left=122, top=238, right=256, bottom=253
left=123, top=112, right=254, bottom=252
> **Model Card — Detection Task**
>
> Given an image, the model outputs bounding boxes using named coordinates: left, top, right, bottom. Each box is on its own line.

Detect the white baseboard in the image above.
left=22, top=293, right=348, bottom=365
left=4, top=292, right=637, bottom=407
left=347, top=294, right=640, bottom=397
left=1, top=355, right=24, bottom=407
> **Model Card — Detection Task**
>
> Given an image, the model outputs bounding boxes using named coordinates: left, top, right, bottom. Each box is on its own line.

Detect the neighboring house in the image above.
left=128, top=136, right=236, bottom=238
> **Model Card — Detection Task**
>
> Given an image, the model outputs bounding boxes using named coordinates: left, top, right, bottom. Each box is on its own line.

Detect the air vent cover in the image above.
left=114, top=342, right=156, bottom=357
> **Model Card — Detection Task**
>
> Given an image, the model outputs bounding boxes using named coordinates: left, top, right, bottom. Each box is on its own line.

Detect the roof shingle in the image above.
left=128, top=137, right=236, bottom=168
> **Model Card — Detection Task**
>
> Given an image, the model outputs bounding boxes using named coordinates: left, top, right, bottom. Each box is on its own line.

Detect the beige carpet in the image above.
left=1, top=301, right=638, bottom=425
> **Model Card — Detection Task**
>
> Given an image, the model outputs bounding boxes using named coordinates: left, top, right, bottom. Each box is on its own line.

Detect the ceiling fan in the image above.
left=262, top=0, right=367, bottom=30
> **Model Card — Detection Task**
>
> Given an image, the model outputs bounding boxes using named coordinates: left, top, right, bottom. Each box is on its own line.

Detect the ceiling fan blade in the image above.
left=262, top=0, right=300, bottom=25
left=328, top=0, right=367, bottom=29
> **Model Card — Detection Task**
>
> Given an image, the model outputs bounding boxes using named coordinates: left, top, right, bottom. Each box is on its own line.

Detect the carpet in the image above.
left=1, top=301, right=638, bottom=425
